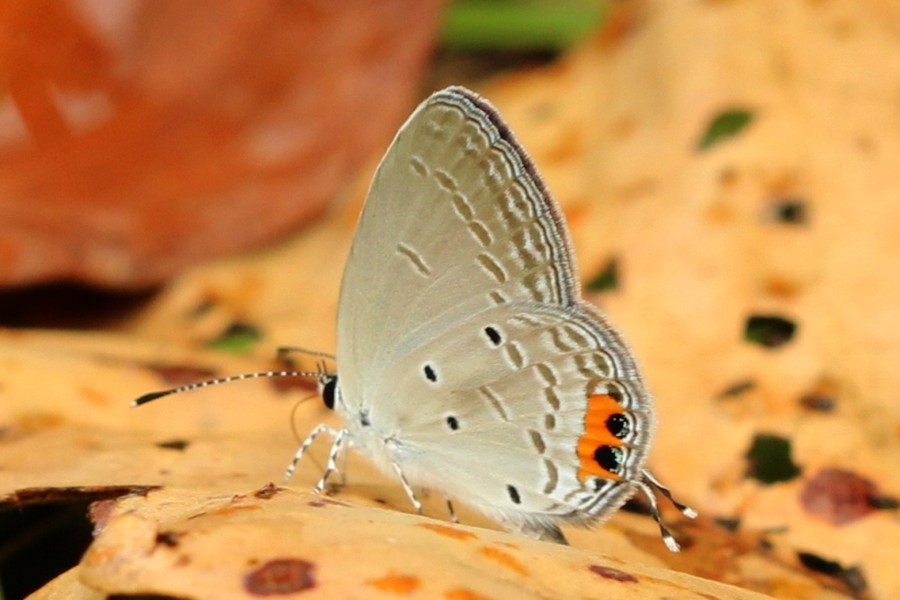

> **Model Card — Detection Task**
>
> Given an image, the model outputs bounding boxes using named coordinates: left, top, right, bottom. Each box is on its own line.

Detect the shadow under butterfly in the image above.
left=136, top=86, right=696, bottom=550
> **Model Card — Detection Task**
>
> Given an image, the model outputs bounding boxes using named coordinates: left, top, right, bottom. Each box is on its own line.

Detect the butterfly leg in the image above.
left=283, top=423, right=342, bottom=482
left=636, top=469, right=698, bottom=553
left=314, top=427, right=348, bottom=494
left=390, top=460, right=422, bottom=514
left=445, top=497, right=459, bottom=524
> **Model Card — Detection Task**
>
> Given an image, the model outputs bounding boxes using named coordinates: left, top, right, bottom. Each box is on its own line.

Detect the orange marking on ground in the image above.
left=366, top=572, right=421, bottom=595
left=576, top=394, right=625, bottom=481
left=418, top=523, right=478, bottom=541
left=478, top=546, right=528, bottom=575
left=444, top=588, right=490, bottom=600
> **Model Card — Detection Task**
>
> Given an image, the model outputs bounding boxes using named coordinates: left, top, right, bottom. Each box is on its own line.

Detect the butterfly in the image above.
left=136, top=86, right=695, bottom=550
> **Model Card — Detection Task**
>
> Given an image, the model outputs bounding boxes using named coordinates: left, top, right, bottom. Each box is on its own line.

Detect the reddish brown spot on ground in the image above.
left=156, top=439, right=190, bottom=451
left=366, top=572, right=421, bottom=595
left=801, top=468, right=891, bottom=525
left=156, top=531, right=183, bottom=547
left=589, top=564, right=638, bottom=583
left=244, top=558, right=315, bottom=595
left=254, top=483, right=280, bottom=499
left=478, top=546, right=528, bottom=576
left=417, top=523, right=478, bottom=540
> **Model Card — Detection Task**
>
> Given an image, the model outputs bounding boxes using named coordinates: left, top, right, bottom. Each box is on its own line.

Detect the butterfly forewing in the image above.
left=337, top=88, right=579, bottom=391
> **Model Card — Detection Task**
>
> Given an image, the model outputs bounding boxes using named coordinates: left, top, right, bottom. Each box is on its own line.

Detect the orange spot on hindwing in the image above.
left=576, top=394, right=628, bottom=481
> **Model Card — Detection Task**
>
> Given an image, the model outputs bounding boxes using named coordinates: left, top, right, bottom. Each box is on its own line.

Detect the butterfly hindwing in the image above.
left=365, top=302, right=654, bottom=532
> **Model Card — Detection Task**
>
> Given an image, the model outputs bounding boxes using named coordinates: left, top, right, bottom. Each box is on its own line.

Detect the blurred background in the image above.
left=0, top=0, right=601, bottom=328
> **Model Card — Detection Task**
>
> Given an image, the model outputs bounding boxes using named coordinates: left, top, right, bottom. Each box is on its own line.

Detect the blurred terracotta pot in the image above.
left=0, top=0, right=445, bottom=288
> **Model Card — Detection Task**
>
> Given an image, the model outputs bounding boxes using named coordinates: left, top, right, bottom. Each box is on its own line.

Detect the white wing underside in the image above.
left=334, top=87, right=655, bottom=541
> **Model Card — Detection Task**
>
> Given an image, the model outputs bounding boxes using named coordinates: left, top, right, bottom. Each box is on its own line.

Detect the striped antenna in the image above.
left=133, top=370, right=322, bottom=407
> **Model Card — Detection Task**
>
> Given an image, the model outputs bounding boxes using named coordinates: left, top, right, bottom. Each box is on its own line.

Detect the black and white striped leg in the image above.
left=642, top=469, right=698, bottom=518
left=314, top=428, right=348, bottom=494
left=637, top=468, right=698, bottom=552
left=283, top=423, right=342, bottom=481
left=445, top=497, right=458, bottom=523
left=391, top=460, right=422, bottom=514
left=634, top=479, right=680, bottom=552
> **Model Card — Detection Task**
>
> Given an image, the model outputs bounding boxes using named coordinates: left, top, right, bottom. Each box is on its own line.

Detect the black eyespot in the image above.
left=507, top=484, right=521, bottom=505
left=606, top=414, right=630, bottom=439
left=360, top=409, right=371, bottom=428
left=593, top=445, right=624, bottom=475
left=446, top=416, right=459, bottom=431
left=423, top=364, right=437, bottom=382
left=484, top=326, right=502, bottom=346
left=321, top=375, right=337, bottom=410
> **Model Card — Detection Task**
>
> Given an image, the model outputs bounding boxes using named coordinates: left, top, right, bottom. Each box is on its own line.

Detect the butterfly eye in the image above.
left=320, top=376, right=337, bottom=410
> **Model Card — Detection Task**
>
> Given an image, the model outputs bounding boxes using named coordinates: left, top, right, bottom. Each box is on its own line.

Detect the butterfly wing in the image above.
left=335, top=87, right=655, bottom=540
left=337, top=87, right=578, bottom=393
left=371, top=302, right=655, bottom=539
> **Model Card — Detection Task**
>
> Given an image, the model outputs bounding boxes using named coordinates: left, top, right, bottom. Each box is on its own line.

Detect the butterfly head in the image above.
left=318, top=373, right=338, bottom=411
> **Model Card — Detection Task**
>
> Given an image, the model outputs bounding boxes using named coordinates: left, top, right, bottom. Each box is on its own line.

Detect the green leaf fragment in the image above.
left=442, top=0, right=604, bottom=51
left=744, top=314, right=797, bottom=348
left=585, top=257, right=619, bottom=292
left=206, top=322, right=263, bottom=354
left=745, top=433, right=802, bottom=484
left=697, top=109, right=754, bottom=151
